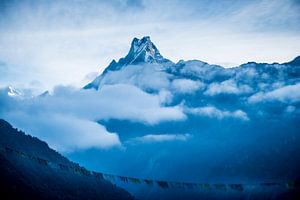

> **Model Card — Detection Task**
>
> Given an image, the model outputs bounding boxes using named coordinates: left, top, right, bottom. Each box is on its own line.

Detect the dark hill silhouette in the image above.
left=0, top=119, right=134, bottom=200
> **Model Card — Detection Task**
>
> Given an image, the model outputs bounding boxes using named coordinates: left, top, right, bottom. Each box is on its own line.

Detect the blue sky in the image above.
left=0, top=0, right=300, bottom=90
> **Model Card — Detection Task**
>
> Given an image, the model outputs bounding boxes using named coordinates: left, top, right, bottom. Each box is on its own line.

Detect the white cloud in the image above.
left=234, top=66, right=258, bottom=80
left=185, top=106, right=249, bottom=121
left=158, top=89, right=173, bottom=104
left=47, top=84, right=186, bottom=125
left=93, top=84, right=185, bottom=124
left=205, top=80, right=253, bottom=96
left=100, top=64, right=171, bottom=91
left=5, top=113, right=121, bottom=152
left=179, top=60, right=227, bottom=80
left=129, top=133, right=191, bottom=143
left=171, top=79, right=204, bottom=94
left=248, top=83, right=300, bottom=103
left=286, top=105, right=296, bottom=113
left=0, top=84, right=186, bottom=151
left=33, top=84, right=185, bottom=125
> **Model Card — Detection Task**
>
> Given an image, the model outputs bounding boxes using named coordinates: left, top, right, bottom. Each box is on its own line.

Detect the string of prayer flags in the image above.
left=93, top=172, right=104, bottom=179
left=144, top=179, right=154, bottom=186
left=229, top=184, right=244, bottom=191
left=1, top=145, right=299, bottom=192
left=129, top=177, right=141, bottom=184
left=157, top=181, right=169, bottom=189
left=119, top=176, right=129, bottom=183
left=214, top=184, right=227, bottom=191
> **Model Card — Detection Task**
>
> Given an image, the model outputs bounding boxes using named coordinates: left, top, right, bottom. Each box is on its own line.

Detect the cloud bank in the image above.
left=248, top=83, right=300, bottom=103
left=185, top=106, right=249, bottom=121
left=205, top=80, right=253, bottom=96
left=0, top=84, right=186, bottom=151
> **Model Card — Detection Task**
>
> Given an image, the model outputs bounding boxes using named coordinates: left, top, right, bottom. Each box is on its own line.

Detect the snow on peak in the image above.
left=7, top=86, right=22, bottom=97
left=104, top=36, right=171, bottom=71
left=125, top=36, right=169, bottom=65
left=84, top=36, right=172, bottom=90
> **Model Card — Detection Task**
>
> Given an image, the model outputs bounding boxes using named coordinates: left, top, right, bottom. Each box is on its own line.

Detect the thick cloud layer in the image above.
left=0, top=84, right=185, bottom=151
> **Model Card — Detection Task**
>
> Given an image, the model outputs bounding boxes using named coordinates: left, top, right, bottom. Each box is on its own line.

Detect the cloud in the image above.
left=84, top=71, right=99, bottom=82
left=158, top=89, right=173, bottom=104
left=205, top=80, right=253, bottom=96
left=39, top=84, right=185, bottom=124
left=100, top=64, right=171, bottom=91
left=91, top=84, right=185, bottom=123
left=228, top=0, right=300, bottom=32
left=185, top=106, right=249, bottom=121
left=0, top=84, right=186, bottom=151
left=129, top=133, right=191, bottom=143
left=285, top=105, right=296, bottom=113
left=171, top=79, right=204, bottom=94
left=5, top=112, right=121, bottom=152
left=179, top=60, right=228, bottom=81
left=98, top=65, right=204, bottom=99
left=248, top=83, right=300, bottom=103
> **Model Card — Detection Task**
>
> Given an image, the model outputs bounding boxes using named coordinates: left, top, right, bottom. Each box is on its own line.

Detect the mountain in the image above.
left=5, top=86, right=22, bottom=97
left=84, top=36, right=300, bottom=92
left=0, top=119, right=134, bottom=200
left=84, top=36, right=172, bottom=90
left=284, top=56, right=300, bottom=67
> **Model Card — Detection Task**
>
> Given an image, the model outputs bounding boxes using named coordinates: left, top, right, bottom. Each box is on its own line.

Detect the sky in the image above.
left=0, top=1, right=300, bottom=188
left=0, top=0, right=300, bottom=91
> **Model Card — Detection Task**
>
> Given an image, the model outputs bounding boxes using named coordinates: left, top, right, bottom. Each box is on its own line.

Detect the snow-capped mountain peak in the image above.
left=84, top=36, right=172, bottom=90
left=7, top=86, right=22, bottom=97
left=111, top=36, right=171, bottom=69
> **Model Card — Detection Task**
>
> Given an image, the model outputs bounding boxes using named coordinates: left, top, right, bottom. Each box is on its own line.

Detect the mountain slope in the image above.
left=0, top=119, right=134, bottom=200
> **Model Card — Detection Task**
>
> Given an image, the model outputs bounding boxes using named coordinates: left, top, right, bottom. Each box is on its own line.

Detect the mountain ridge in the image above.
left=84, top=36, right=300, bottom=91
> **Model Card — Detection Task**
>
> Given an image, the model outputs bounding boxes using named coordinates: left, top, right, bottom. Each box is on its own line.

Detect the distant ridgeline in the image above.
left=0, top=119, right=134, bottom=200
left=1, top=119, right=299, bottom=199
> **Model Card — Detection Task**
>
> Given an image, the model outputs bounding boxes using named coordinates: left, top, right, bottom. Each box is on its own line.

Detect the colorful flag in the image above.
left=202, top=184, right=211, bottom=190
left=5, top=147, right=13, bottom=153
left=169, top=182, right=184, bottom=188
left=157, top=181, right=169, bottom=189
left=59, top=164, right=69, bottom=170
left=286, top=181, right=300, bottom=189
left=184, top=183, right=197, bottom=189
left=229, top=184, right=244, bottom=191
left=129, top=177, right=141, bottom=184
left=260, top=182, right=281, bottom=187
left=119, top=176, right=129, bottom=183
left=93, top=171, right=104, bottom=179
left=37, top=158, right=48, bottom=165
left=144, top=179, right=154, bottom=186
left=104, top=174, right=116, bottom=181
left=214, top=184, right=226, bottom=191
